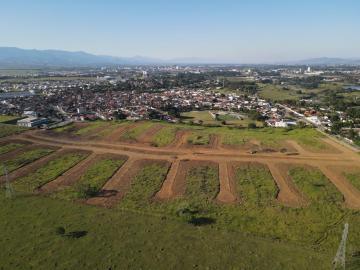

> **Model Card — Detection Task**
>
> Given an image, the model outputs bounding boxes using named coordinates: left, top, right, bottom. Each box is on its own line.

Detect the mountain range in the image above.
left=0, top=47, right=360, bottom=67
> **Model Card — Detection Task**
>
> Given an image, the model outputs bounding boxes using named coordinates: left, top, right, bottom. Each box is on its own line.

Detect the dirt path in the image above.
left=318, top=165, right=360, bottom=209
left=285, top=140, right=306, bottom=155
left=216, top=161, right=237, bottom=203
left=266, top=162, right=308, bottom=207
left=155, top=159, right=180, bottom=200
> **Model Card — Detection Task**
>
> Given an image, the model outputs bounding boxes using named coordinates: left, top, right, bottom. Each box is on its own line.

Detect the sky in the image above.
left=0, top=0, right=360, bottom=63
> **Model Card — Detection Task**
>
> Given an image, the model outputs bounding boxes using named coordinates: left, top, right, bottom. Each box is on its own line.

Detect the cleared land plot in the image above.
left=12, top=150, right=89, bottom=193
left=342, top=167, right=360, bottom=191
left=52, top=155, right=126, bottom=200
left=87, top=159, right=168, bottom=207
left=233, top=162, right=279, bottom=206
left=0, top=147, right=56, bottom=176
left=0, top=123, right=27, bottom=138
left=151, top=125, right=179, bottom=147
left=118, top=161, right=171, bottom=208
left=0, top=141, right=28, bottom=155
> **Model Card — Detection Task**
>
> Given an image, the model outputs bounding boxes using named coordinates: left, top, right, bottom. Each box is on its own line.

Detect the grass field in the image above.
left=344, top=170, right=360, bottom=191
left=0, top=148, right=54, bottom=175
left=0, top=193, right=332, bottom=270
left=12, top=152, right=88, bottom=193
left=187, top=131, right=211, bottom=145
left=0, top=143, right=24, bottom=155
left=0, top=123, right=27, bottom=138
left=53, top=158, right=125, bottom=200
left=258, top=83, right=301, bottom=101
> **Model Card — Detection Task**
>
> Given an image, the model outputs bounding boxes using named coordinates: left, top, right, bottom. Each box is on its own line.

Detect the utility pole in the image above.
left=333, top=223, right=349, bottom=270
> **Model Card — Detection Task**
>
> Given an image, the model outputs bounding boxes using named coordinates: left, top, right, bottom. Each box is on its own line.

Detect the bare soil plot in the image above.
left=0, top=143, right=44, bottom=162
left=154, top=159, right=180, bottom=200
left=216, top=161, right=237, bottom=203
left=266, top=162, right=308, bottom=207
left=87, top=159, right=169, bottom=207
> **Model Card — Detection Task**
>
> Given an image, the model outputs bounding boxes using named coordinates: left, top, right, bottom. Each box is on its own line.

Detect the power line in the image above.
left=2, top=163, right=14, bottom=199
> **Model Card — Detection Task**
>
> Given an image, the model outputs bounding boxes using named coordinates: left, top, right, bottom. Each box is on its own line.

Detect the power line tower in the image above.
left=333, top=223, right=349, bottom=270
left=3, top=164, right=14, bottom=199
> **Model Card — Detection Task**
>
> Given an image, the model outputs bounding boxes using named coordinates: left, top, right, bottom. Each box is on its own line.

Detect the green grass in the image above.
left=12, top=153, right=88, bottom=193
left=0, top=193, right=333, bottom=270
left=258, top=83, right=301, bottom=101
left=53, top=158, right=125, bottom=200
left=235, top=163, right=278, bottom=206
left=151, top=126, right=178, bottom=146
left=120, top=163, right=169, bottom=208
left=181, top=111, right=214, bottom=123
left=75, top=121, right=109, bottom=136
left=187, top=131, right=211, bottom=145
left=0, top=143, right=24, bottom=155
left=344, top=170, right=360, bottom=192
left=0, top=123, right=27, bottom=138
left=0, top=115, right=20, bottom=122
left=120, top=121, right=155, bottom=141
left=0, top=148, right=54, bottom=175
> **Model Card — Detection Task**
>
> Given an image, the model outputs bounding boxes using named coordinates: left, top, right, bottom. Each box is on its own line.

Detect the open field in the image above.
left=1, top=120, right=360, bottom=269
left=0, top=142, right=25, bottom=155
left=0, top=123, right=27, bottom=138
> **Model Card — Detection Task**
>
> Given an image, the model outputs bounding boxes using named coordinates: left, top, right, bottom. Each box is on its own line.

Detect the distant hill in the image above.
left=288, top=57, right=360, bottom=66
left=0, top=47, right=163, bottom=68
left=0, top=47, right=360, bottom=67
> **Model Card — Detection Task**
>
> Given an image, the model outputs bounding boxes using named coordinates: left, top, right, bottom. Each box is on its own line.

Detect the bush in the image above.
left=76, top=184, right=98, bottom=199
left=55, top=226, right=65, bottom=235
left=248, top=122, right=257, bottom=129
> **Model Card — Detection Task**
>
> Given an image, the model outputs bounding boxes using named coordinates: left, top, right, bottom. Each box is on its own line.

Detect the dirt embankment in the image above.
left=87, top=159, right=170, bottom=207
left=216, top=161, right=238, bottom=203
left=266, top=162, right=308, bottom=207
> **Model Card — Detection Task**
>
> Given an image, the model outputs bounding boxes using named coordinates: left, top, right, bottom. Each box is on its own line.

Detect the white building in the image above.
left=17, top=117, right=48, bottom=128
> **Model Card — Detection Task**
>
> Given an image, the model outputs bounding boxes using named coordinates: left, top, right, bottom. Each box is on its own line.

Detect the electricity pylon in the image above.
left=3, top=164, right=14, bottom=199
left=333, top=223, right=349, bottom=270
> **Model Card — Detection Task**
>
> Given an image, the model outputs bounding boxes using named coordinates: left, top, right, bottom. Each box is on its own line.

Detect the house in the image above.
left=17, top=117, right=48, bottom=128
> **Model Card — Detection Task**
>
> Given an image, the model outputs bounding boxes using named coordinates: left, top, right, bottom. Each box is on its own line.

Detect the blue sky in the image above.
left=0, top=0, right=359, bottom=63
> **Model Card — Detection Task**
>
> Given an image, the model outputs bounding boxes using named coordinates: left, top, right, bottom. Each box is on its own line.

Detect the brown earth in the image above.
left=87, top=159, right=170, bottom=207
left=0, top=143, right=56, bottom=162
left=216, top=161, right=238, bottom=203
left=266, top=162, right=308, bottom=207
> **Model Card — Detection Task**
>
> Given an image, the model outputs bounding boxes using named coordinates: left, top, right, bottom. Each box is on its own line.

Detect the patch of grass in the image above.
left=120, top=164, right=169, bottom=208
left=151, top=126, right=178, bottom=147
left=53, top=123, right=74, bottom=133
left=0, top=143, right=24, bottom=155
left=344, top=170, right=360, bottom=192
left=0, top=148, right=54, bottom=175
left=258, top=83, right=301, bottom=101
left=0, top=115, right=20, bottom=122
left=0, top=123, right=27, bottom=138
left=120, top=121, right=155, bottom=141
left=187, top=131, right=210, bottom=145
left=75, top=121, right=109, bottom=136
left=235, top=164, right=278, bottom=206
left=12, top=153, right=87, bottom=193
left=54, top=158, right=125, bottom=200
